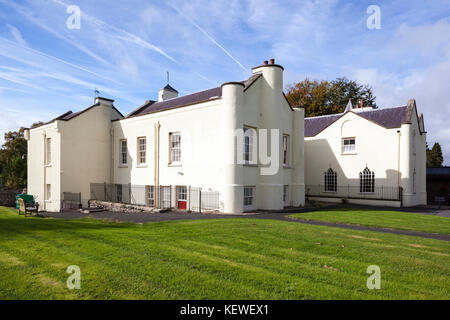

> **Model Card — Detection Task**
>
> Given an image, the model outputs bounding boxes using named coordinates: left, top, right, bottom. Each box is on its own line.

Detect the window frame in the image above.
left=342, top=137, right=356, bottom=155
left=283, top=185, right=289, bottom=204
left=45, top=137, right=52, bottom=166
left=324, top=168, right=337, bottom=193
left=137, top=137, right=147, bottom=166
left=147, top=186, right=154, bottom=207
left=243, top=186, right=255, bottom=208
left=359, top=167, right=375, bottom=194
left=46, top=184, right=51, bottom=201
left=243, top=126, right=257, bottom=165
left=169, top=132, right=181, bottom=165
left=120, top=139, right=128, bottom=166
left=282, top=134, right=290, bottom=166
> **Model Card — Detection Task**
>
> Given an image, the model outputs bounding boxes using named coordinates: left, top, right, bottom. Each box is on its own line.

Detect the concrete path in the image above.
left=40, top=205, right=450, bottom=242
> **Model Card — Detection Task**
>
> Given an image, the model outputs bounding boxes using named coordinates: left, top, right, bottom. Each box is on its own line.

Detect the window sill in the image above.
left=244, top=163, right=258, bottom=167
left=118, top=165, right=128, bottom=168
left=283, top=165, right=292, bottom=169
left=45, top=164, right=53, bottom=168
left=169, top=163, right=182, bottom=167
left=136, top=165, right=148, bottom=168
left=341, top=153, right=357, bottom=156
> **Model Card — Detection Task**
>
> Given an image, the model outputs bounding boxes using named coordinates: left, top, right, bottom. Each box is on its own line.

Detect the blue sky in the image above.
left=0, top=0, right=449, bottom=164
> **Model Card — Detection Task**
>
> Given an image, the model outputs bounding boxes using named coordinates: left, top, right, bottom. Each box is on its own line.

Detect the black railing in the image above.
left=306, top=185, right=402, bottom=201
left=62, top=192, right=82, bottom=210
left=90, top=183, right=221, bottom=213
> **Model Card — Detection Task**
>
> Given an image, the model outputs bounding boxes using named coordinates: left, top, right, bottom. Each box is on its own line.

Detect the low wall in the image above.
left=88, top=200, right=169, bottom=214
left=308, top=196, right=402, bottom=208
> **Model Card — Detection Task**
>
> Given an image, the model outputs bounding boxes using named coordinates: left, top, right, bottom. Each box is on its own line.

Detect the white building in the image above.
left=304, top=99, right=427, bottom=207
left=25, top=60, right=305, bottom=213
left=25, top=60, right=426, bottom=212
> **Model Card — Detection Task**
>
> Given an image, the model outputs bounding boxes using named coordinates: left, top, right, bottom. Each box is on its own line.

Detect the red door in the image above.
left=177, top=186, right=187, bottom=210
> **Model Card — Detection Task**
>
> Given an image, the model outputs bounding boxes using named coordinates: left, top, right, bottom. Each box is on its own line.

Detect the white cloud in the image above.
left=6, top=24, right=26, bottom=46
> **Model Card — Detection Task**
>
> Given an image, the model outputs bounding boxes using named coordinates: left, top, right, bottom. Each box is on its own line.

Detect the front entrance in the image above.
left=177, top=186, right=187, bottom=210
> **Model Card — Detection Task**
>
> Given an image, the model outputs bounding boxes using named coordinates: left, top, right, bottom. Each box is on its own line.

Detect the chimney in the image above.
left=95, top=96, right=114, bottom=107
left=270, top=58, right=275, bottom=65
left=264, top=60, right=269, bottom=65
left=158, top=84, right=178, bottom=102
left=360, top=99, right=364, bottom=108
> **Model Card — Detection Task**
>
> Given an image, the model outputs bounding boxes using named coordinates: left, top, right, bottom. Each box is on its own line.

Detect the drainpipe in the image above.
left=154, top=121, right=161, bottom=208
left=397, top=130, right=401, bottom=189
left=43, top=132, right=47, bottom=211
left=110, top=127, right=114, bottom=184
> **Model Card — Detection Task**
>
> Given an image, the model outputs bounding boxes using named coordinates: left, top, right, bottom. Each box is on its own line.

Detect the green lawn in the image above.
left=289, top=209, right=450, bottom=235
left=0, top=206, right=449, bottom=300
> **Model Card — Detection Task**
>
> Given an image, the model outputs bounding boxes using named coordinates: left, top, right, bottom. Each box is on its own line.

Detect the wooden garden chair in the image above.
left=18, top=198, right=39, bottom=217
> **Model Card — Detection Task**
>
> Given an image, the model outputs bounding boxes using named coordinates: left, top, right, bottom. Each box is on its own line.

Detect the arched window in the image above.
left=359, top=167, right=375, bottom=193
left=324, top=168, right=337, bottom=192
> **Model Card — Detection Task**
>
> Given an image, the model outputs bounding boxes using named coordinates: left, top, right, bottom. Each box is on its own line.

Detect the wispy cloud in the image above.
left=167, top=1, right=248, bottom=73
left=6, top=24, right=26, bottom=46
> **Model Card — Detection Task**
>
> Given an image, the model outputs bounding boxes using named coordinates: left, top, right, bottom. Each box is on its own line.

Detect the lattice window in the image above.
left=137, top=137, right=146, bottom=165
left=244, top=186, right=255, bottom=207
left=169, top=132, right=181, bottom=164
left=120, top=140, right=127, bottom=165
left=359, top=167, right=375, bottom=193
left=283, top=134, right=290, bottom=166
left=243, top=127, right=256, bottom=164
left=324, top=168, right=337, bottom=192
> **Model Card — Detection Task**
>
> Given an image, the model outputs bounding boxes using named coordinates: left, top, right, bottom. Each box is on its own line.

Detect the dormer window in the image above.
left=342, top=137, right=356, bottom=154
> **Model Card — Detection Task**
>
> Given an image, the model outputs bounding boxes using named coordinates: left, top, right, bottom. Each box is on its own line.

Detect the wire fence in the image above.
left=306, top=185, right=402, bottom=201
left=90, top=183, right=221, bottom=213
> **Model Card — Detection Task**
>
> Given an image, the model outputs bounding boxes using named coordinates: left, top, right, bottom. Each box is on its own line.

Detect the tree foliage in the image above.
left=0, top=127, right=28, bottom=189
left=286, top=77, right=377, bottom=117
left=427, top=142, right=444, bottom=167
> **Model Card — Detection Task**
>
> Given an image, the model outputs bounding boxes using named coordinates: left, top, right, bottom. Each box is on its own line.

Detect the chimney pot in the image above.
left=264, top=60, right=269, bottom=65
left=270, top=58, right=275, bottom=65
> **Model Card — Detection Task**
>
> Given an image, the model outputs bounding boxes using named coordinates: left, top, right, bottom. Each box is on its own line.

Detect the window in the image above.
left=359, top=167, right=375, bottom=193
left=283, top=134, right=290, bottom=166
left=324, top=168, right=337, bottom=192
left=244, top=186, right=255, bottom=207
left=120, top=140, right=127, bottom=166
left=147, top=186, right=154, bottom=207
left=169, top=132, right=181, bottom=164
left=116, top=184, right=123, bottom=203
left=46, top=137, right=51, bottom=165
left=137, top=137, right=146, bottom=165
left=342, top=138, right=356, bottom=154
left=46, top=184, right=51, bottom=201
left=243, top=127, right=256, bottom=164
left=283, top=185, right=289, bottom=203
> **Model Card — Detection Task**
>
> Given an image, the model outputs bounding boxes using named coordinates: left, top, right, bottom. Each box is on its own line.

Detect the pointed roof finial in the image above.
left=345, top=99, right=353, bottom=112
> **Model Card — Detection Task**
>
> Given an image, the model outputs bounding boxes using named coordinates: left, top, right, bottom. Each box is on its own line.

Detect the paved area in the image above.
left=39, top=204, right=450, bottom=241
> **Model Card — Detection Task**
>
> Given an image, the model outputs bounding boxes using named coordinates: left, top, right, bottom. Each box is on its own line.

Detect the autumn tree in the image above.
left=286, top=77, right=377, bottom=117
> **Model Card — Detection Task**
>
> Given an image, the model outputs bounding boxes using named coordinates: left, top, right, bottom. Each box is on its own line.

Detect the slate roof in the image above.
left=126, top=73, right=263, bottom=118
left=304, top=106, right=413, bottom=137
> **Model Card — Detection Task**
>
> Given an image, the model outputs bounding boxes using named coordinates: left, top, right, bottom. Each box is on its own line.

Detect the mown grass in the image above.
left=0, top=206, right=449, bottom=300
left=289, top=209, right=450, bottom=235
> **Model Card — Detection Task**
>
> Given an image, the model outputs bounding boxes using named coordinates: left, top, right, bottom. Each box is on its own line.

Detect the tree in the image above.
left=427, top=142, right=444, bottom=167
left=0, top=127, right=27, bottom=189
left=286, top=77, right=377, bottom=117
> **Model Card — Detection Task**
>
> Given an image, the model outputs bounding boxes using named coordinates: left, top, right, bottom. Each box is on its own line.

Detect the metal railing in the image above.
left=90, top=183, right=221, bottom=213
left=62, top=192, right=82, bottom=210
left=306, top=185, right=402, bottom=201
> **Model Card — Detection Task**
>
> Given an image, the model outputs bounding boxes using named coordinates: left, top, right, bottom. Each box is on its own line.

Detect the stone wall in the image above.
left=88, top=200, right=168, bottom=214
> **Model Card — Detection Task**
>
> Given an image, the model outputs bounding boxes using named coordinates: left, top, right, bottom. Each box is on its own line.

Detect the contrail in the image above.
left=51, top=0, right=178, bottom=64
left=167, top=2, right=248, bottom=73
left=0, top=37, right=120, bottom=84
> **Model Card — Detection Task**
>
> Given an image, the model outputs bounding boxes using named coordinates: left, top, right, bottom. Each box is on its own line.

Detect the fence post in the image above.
left=188, top=186, right=191, bottom=212
left=199, top=188, right=202, bottom=214
left=104, top=182, right=107, bottom=201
